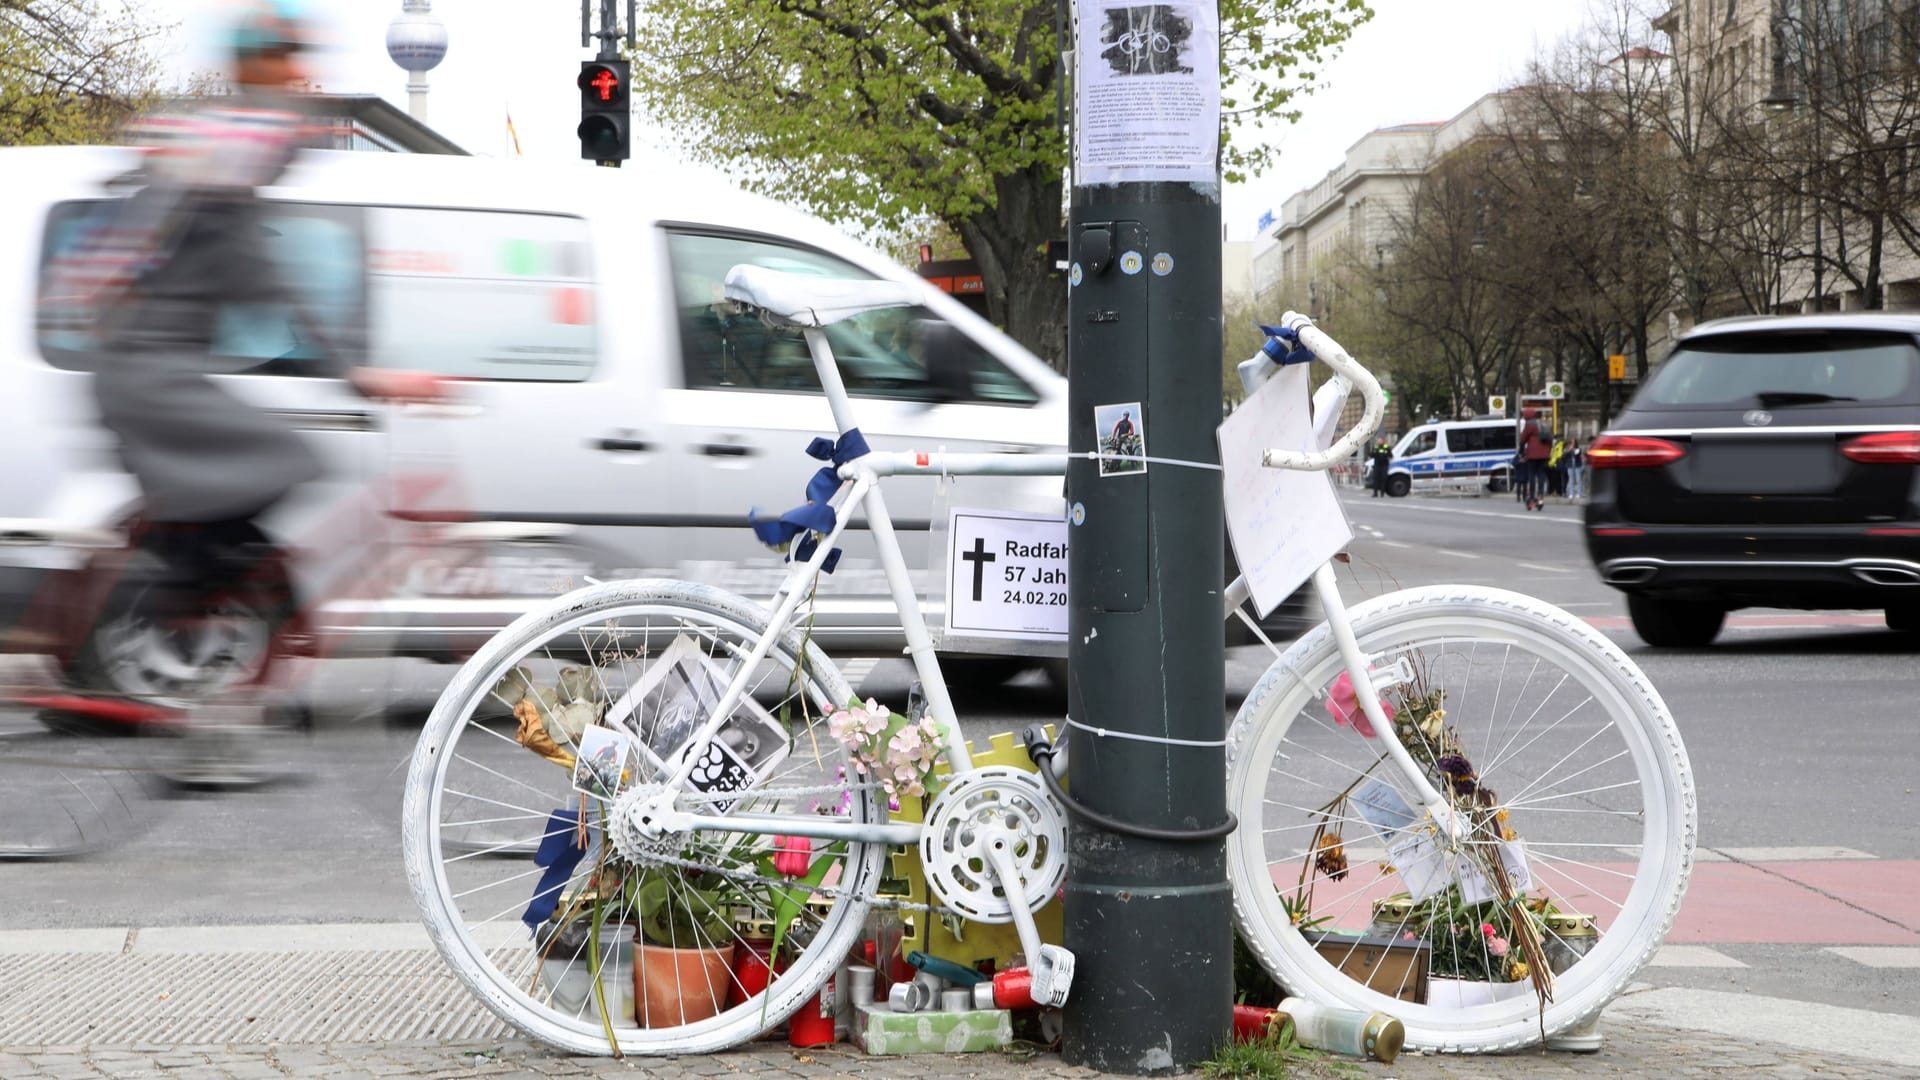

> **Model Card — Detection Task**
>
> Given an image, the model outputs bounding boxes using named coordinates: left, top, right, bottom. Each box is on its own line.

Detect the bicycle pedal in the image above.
left=1029, top=944, right=1074, bottom=1008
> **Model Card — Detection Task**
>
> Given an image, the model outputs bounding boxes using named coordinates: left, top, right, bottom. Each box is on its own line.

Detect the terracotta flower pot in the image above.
left=635, top=941, right=734, bottom=1028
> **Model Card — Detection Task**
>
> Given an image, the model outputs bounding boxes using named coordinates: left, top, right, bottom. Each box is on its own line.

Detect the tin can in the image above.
left=1367, top=896, right=1419, bottom=939
left=729, top=916, right=779, bottom=1007
left=1540, top=912, right=1597, bottom=975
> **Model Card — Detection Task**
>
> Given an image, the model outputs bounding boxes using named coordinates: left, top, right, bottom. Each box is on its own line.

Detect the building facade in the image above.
left=1255, top=94, right=1508, bottom=317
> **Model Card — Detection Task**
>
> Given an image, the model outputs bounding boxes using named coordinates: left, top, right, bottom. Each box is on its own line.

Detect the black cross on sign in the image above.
left=961, top=535, right=997, bottom=602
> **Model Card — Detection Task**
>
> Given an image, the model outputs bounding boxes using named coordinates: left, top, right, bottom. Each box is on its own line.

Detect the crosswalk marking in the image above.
left=1437, top=549, right=1480, bottom=560
left=1619, top=846, right=1878, bottom=862
left=1606, top=987, right=1920, bottom=1069
left=839, top=658, right=878, bottom=691
left=1701, top=846, right=1878, bottom=862
left=1648, top=946, right=1748, bottom=968
left=1828, top=946, right=1920, bottom=968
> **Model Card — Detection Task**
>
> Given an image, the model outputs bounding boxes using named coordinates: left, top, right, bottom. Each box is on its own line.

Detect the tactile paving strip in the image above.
left=0, top=950, right=514, bottom=1045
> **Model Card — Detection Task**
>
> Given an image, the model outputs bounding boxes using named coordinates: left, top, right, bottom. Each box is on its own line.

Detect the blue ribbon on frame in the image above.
left=1257, top=323, right=1317, bottom=366
left=522, top=808, right=589, bottom=931
left=746, top=428, right=870, bottom=575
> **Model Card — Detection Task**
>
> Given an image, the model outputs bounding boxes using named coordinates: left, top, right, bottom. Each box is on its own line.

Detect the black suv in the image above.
left=1586, top=314, right=1920, bottom=646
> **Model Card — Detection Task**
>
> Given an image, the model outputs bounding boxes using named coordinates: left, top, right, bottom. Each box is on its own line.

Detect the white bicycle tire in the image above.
left=404, top=578, right=885, bottom=1055
left=1227, top=585, right=1694, bottom=1053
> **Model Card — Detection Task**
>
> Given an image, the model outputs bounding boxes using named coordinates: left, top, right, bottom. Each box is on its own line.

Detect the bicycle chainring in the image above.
left=918, top=765, right=1067, bottom=924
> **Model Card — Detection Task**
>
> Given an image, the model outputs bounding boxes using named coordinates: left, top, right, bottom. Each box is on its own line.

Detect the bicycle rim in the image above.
left=404, top=579, right=885, bottom=1055
left=1227, top=586, right=1693, bottom=1052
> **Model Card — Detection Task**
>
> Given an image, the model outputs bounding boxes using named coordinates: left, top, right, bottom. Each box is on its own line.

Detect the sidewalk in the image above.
left=1, top=1021, right=1909, bottom=1080
left=4, top=932, right=1917, bottom=1080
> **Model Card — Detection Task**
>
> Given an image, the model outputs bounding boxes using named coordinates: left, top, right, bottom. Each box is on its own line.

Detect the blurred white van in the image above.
left=0, top=147, right=1067, bottom=696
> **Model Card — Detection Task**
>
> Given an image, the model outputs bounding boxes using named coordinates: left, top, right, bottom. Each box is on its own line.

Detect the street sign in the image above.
left=1543, top=381, right=1566, bottom=399
left=1488, top=394, right=1508, bottom=415
left=1609, top=354, right=1627, bottom=380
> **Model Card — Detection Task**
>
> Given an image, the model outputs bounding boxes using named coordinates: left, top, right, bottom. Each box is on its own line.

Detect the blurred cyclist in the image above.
left=56, top=1, right=442, bottom=719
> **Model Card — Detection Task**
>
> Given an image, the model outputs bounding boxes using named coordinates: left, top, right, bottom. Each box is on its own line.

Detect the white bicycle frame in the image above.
left=643, top=302, right=1460, bottom=848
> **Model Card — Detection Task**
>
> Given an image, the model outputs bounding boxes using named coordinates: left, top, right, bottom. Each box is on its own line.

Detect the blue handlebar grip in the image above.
left=1257, top=323, right=1316, bottom=366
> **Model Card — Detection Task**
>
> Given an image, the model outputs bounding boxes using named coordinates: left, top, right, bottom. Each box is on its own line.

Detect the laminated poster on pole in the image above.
left=1072, top=0, right=1221, bottom=186
left=1218, top=361, right=1353, bottom=616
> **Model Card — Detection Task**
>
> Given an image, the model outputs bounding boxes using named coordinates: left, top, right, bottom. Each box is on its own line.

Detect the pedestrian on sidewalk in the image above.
left=1549, top=436, right=1567, bottom=497
left=1369, top=439, right=1392, bottom=497
left=1568, top=438, right=1588, bottom=500
left=1518, top=409, right=1552, bottom=511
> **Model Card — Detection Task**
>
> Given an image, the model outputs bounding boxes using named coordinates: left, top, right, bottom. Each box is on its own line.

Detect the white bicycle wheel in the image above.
left=1227, top=586, right=1693, bottom=1052
left=404, top=579, right=887, bottom=1055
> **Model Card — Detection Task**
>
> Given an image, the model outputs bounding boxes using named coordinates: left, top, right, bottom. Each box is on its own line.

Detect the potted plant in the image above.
left=630, top=867, right=738, bottom=1028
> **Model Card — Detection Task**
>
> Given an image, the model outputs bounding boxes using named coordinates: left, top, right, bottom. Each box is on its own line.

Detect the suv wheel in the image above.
left=1386, top=474, right=1411, bottom=498
left=1627, top=594, right=1725, bottom=647
left=1888, top=604, right=1920, bottom=633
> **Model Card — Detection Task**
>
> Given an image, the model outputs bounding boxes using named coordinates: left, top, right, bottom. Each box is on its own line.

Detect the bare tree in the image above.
left=1377, top=140, right=1539, bottom=418
left=1, top=1, right=168, bottom=146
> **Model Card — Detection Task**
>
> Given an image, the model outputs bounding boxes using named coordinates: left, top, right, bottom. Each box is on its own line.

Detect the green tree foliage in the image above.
left=629, top=0, right=1372, bottom=367
left=1, top=1, right=167, bottom=146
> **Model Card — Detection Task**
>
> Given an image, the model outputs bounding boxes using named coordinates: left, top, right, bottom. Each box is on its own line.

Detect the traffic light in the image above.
left=577, top=59, right=630, bottom=163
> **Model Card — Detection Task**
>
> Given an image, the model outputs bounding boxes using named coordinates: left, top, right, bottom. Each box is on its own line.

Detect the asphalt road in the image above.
left=3, top=486, right=1915, bottom=1023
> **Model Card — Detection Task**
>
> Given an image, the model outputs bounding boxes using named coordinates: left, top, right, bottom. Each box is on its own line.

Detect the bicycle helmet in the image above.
left=227, top=0, right=311, bottom=58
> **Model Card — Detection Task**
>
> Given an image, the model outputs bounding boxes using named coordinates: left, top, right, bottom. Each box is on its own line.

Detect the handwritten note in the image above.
left=1218, top=362, right=1353, bottom=616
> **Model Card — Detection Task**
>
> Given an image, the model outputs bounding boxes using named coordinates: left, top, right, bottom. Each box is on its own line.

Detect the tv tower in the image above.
left=386, top=0, right=448, bottom=124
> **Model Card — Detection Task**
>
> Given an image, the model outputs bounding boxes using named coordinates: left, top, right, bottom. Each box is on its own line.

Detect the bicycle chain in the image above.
left=616, top=780, right=963, bottom=918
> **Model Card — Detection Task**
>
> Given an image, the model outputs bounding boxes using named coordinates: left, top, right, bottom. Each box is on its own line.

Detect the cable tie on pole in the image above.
left=1073, top=450, right=1223, bottom=472
left=1065, top=716, right=1227, bottom=748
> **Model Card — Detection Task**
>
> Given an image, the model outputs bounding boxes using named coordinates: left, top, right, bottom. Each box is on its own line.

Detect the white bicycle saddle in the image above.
left=722, top=264, right=922, bottom=328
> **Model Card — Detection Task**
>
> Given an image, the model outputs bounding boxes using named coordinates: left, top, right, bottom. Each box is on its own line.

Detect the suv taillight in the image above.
left=1840, top=431, right=1920, bottom=464
left=1589, top=434, right=1685, bottom=469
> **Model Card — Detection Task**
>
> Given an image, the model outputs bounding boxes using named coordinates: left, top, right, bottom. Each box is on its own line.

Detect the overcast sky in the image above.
left=151, top=0, right=1599, bottom=246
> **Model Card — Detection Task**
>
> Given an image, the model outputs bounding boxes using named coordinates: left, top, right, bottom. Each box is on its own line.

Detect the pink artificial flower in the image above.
left=1489, top=936, right=1510, bottom=958
left=1480, top=922, right=1496, bottom=937
left=912, top=720, right=945, bottom=765
left=888, top=726, right=923, bottom=760
left=828, top=707, right=860, bottom=743
left=771, top=835, right=811, bottom=878
left=860, top=702, right=890, bottom=736
left=1325, top=671, right=1393, bottom=739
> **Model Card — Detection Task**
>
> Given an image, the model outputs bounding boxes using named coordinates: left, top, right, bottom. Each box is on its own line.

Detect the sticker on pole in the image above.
left=944, top=508, right=1069, bottom=643
left=1095, top=401, right=1145, bottom=476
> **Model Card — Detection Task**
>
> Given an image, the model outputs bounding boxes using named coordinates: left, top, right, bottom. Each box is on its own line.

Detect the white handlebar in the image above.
left=1258, top=311, right=1386, bottom=472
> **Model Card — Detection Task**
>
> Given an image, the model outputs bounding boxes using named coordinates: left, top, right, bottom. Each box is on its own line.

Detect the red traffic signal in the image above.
left=578, top=61, right=628, bottom=108
left=577, top=59, right=631, bottom=162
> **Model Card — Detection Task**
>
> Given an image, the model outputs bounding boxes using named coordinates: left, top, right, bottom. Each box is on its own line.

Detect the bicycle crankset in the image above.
left=919, top=765, right=1073, bottom=1007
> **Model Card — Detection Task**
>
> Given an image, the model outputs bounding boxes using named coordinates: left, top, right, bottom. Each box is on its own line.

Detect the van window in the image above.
left=1403, top=430, right=1437, bottom=456
left=367, top=208, right=595, bottom=381
left=37, top=199, right=365, bottom=375
left=666, top=230, right=1039, bottom=406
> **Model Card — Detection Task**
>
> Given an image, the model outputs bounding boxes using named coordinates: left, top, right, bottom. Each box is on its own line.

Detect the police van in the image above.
left=1376, top=417, right=1516, bottom=497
